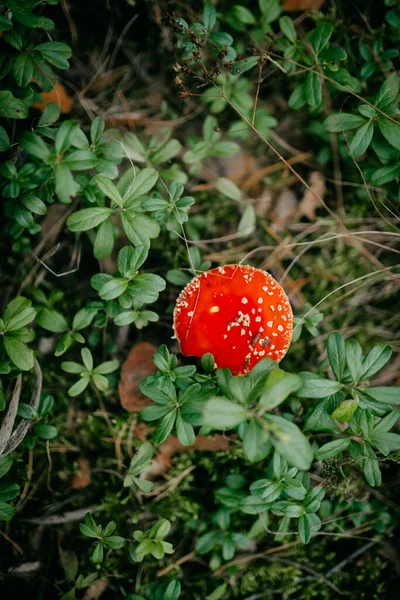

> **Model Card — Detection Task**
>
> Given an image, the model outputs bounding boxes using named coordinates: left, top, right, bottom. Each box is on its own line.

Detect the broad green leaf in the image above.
left=33, top=423, right=58, bottom=440
left=232, top=56, right=259, bottom=75
left=96, top=175, right=124, bottom=207
left=0, top=456, right=13, bottom=479
left=309, top=22, right=333, bottom=54
left=122, top=168, right=159, bottom=203
left=36, top=308, right=69, bottom=333
left=202, top=397, right=248, bottom=429
left=62, top=150, right=97, bottom=170
left=99, top=278, right=128, bottom=300
left=371, top=164, right=400, bottom=185
left=0, top=91, right=28, bottom=119
left=36, top=41, right=71, bottom=68
left=331, top=398, right=359, bottom=422
left=203, top=3, right=216, bottom=30
left=13, top=52, right=34, bottom=87
left=55, top=121, right=79, bottom=154
left=267, top=415, right=313, bottom=471
left=349, top=120, right=374, bottom=156
left=141, top=404, right=172, bottom=421
left=314, top=437, right=350, bottom=460
left=4, top=337, right=34, bottom=370
left=93, top=360, right=119, bottom=375
left=38, top=102, right=61, bottom=126
left=0, top=125, right=10, bottom=152
left=361, top=343, right=392, bottom=380
left=327, top=332, right=346, bottom=381
left=373, top=410, right=400, bottom=435
left=20, top=132, right=51, bottom=161
left=297, top=372, right=342, bottom=398
left=238, top=205, right=256, bottom=235
left=243, top=418, right=270, bottom=463
left=90, top=116, right=105, bottom=144
left=259, top=370, right=301, bottom=410
left=176, top=412, right=195, bottom=446
left=375, top=73, right=400, bottom=112
left=155, top=410, right=176, bottom=444
left=345, top=339, right=363, bottom=383
left=279, top=16, right=297, bottom=43
left=298, top=514, right=311, bottom=544
left=55, top=164, right=79, bottom=203
left=215, top=177, right=242, bottom=201
left=92, top=542, right=104, bottom=564
left=68, top=376, right=90, bottom=397
left=364, top=387, right=400, bottom=404
left=305, top=71, right=322, bottom=106
left=0, top=502, right=15, bottom=521
left=377, top=118, right=400, bottom=151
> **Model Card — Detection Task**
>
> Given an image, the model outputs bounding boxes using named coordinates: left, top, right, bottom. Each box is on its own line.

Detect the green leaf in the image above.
left=68, top=377, right=90, bottom=397
left=324, top=114, right=366, bottom=132
left=0, top=502, right=15, bottom=521
left=3, top=336, right=34, bottom=371
left=319, top=47, right=347, bottom=62
left=33, top=423, right=58, bottom=440
left=215, top=177, right=242, bottom=201
left=267, top=415, right=313, bottom=471
left=297, top=372, right=342, bottom=398
left=68, top=208, right=113, bottom=232
left=375, top=73, right=400, bottom=112
left=371, top=432, right=400, bottom=455
left=121, top=212, right=160, bottom=248
left=21, top=194, right=46, bottom=215
left=122, top=168, right=159, bottom=203
left=345, top=339, right=363, bottom=383
left=377, top=118, right=400, bottom=151
left=164, top=580, right=182, bottom=600
left=298, top=514, right=311, bottom=544
left=259, top=370, right=301, bottom=411
left=0, top=483, right=20, bottom=503
left=96, top=175, right=124, bottom=207
left=90, top=116, right=105, bottom=144
left=55, top=121, right=79, bottom=154
left=305, top=71, right=322, bottom=106
left=371, top=163, right=400, bottom=185
left=331, top=398, right=359, bottom=422
left=309, top=22, right=333, bottom=54
left=243, top=418, right=270, bottom=463
left=93, top=360, right=119, bottom=375
left=203, top=3, right=216, bottom=29
left=154, top=410, right=176, bottom=444
left=36, top=308, right=69, bottom=333
left=314, top=437, right=350, bottom=460
left=13, top=52, right=34, bottom=87
left=0, top=125, right=10, bottom=152
left=55, top=164, right=79, bottom=204
left=93, top=218, right=114, bottom=260
left=81, top=348, right=93, bottom=372
left=279, top=16, right=296, bottom=43
left=361, top=343, right=392, bottom=380
left=36, top=41, right=71, bottom=68
left=62, top=150, right=97, bottom=170
left=202, top=397, right=248, bottom=429
left=327, top=332, right=346, bottom=381
left=176, top=412, right=195, bottom=446
left=373, top=410, right=400, bottom=435
left=99, top=277, right=129, bottom=301
left=20, top=132, right=51, bottom=161
left=349, top=120, right=374, bottom=156
left=72, top=308, right=97, bottom=331
left=210, top=31, right=233, bottom=46
left=92, top=542, right=104, bottom=564
left=3, top=304, right=36, bottom=332
left=364, top=387, right=400, bottom=404
left=232, top=57, right=259, bottom=75
left=38, top=102, right=61, bottom=126
left=103, top=536, right=126, bottom=550
left=62, top=361, right=86, bottom=374
left=0, top=91, right=28, bottom=119
left=0, top=456, right=13, bottom=479
left=150, top=139, right=182, bottom=164
left=141, top=404, right=172, bottom=421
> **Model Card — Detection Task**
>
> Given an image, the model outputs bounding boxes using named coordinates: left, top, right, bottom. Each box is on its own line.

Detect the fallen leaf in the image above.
left=119, top=342, right=158, bottom=412
left=33, top=83, right=72, bottom=113
left=298, top=171, right=325, bottom=220
left=83, top=579, right=108, bottom=600
left=148, top=434, right=232, bottom=476
left=282, top=0, right=324, bottom=10
left=270, top=188, right=297, bottom=230
left=71, top=456, right=91, bottom=489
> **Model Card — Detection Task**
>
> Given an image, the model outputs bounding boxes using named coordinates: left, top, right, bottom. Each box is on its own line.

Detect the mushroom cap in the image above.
left=173, top=264, right=293, bottom=376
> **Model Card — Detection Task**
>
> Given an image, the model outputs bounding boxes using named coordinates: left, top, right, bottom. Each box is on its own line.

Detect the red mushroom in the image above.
left=173, top=264, right=293, bottom=376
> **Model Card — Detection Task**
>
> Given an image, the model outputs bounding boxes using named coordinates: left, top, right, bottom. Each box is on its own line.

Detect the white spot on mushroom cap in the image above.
left=267, top=321, right=273, bottom=327
left=257, top=298, right=263, bottom=304
left=210, top=306, right=220, bottom=313
left=241, top=297, right=248, bottom=304
left=277, top=324, right=284, bottom=332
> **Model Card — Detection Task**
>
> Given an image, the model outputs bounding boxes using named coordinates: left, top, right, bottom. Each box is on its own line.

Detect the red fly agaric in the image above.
left=173, top=264, right=293, bottom=375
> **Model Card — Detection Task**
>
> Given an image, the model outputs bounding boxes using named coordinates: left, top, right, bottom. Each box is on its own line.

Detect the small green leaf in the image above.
left=99, top=277, right=128, bottom=301
left=267, top=415, right=313, bottom=471
left=349, top=120, right=374, bottom=156
left=259, top=370, right=301, bottom=410
left=297, top=373, right=342, bottom=398
left=345, top=339, right=363, bottom=383
left=309, top=22, right=333, bottom=54
left=364, top=387, right=400, bottom=404
left=203, top=3, right=216, bottom=30
left=33, top=423, right=58, bottom=440
left=36, top=308, right=69, bottom=333
left=279, top=16, right=297, bottom=43
left=176, top=412, right=195, bottom=446
left=38, top=103, right=61, bottom=126
left=361, top=343, right=392, bottom=380
left=377, top=118, right=400, bottom=151
left=331, top=398, right=359, bottom=422
left=68, top=377, right=90, bottom=397
left=305, top=72, right=322, bottom=106
left=327, top=332, right=346, bottom=380
left=3, top=337, right=34, bottom=371
left=96, top=175, right=124, bottom=207
left=92, top=542, right=104, bottom=564
left=202, top=397, right=248, bottom=429
left=154, top=410, right=176, bottom=444
left=324, top=114, right=365, bottom=133
left=314, top=437, right=350, bottom=460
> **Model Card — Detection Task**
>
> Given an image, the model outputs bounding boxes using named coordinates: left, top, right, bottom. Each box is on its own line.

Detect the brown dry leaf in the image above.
left=83, top=579, right=108, bottom=600
left=119, top=342, right=158, bottom=412
left=298, top=172, right=325, bottom=220
left=282, top=0, right=324, bottom=10
left=33, top=83, right=72, bottom=113
left=270, top=188, right=297, bottom=230
left=71, top=456, right=91, bottom=489
left=148, top=434, right=232, bottom=477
